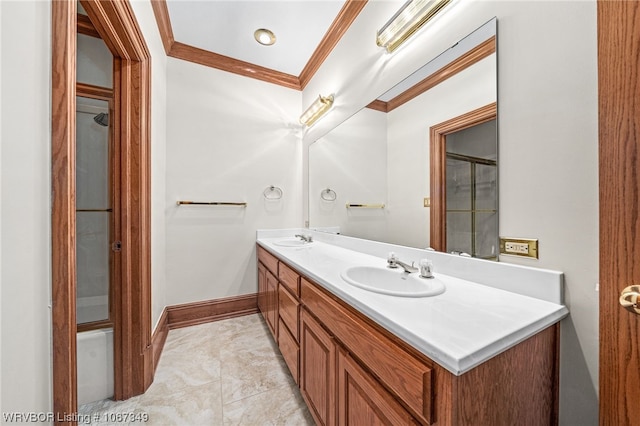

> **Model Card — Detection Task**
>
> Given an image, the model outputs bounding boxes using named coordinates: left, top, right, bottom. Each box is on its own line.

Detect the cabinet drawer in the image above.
left=278, top=262, right=300, bottom=297
left=278, top=318, right=299, bottom=384
left=257, top=245, right=278, bottom=275
left=301, top=278, right=434, bottom=424
left=278, top=284, right=299, bottom=341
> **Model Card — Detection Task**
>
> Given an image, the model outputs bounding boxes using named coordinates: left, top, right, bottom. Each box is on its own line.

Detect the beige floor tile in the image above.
left=78, top=396, right=141, bottom=426
left=223, top=384, right=314, bottom=426
left=79, top=314, right=312, bottom=425
left=136, top=380, right=223, bottom=425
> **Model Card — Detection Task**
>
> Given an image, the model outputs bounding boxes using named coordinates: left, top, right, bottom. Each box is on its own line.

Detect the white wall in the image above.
left=309, top=108, right=387, bottom=240
left=165, top=58, right=302, bottom=305
left=0, top=0, right=52, bottom=417
left=303, top=1, right=598, bottom=423
left=497, top=5, right=598, bottom=423
left=129, top=0, right=168, bottom=332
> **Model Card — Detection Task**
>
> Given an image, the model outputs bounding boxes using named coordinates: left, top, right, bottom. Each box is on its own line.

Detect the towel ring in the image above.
left=263, top=185, right=283, bottom=200
left=321, top=188, right=337, bottom=201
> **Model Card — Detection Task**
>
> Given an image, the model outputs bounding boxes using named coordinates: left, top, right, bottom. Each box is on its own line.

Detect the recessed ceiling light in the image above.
left=254, top=28, right=276, bottom=46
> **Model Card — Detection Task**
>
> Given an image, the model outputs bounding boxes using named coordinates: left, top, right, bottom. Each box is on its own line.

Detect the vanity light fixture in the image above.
left=254, top=28, right=276, bottom=46
left=299, top=94, right=334, bottom=127
left=377, top=0, right=452, bottom=53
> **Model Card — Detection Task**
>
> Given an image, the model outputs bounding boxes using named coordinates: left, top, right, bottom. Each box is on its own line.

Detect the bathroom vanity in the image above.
left=256, top=230, right=567, bottom=425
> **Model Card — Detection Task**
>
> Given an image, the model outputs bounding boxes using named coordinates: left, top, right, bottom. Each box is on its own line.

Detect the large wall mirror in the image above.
left=309, top=18, right=497, bottom=257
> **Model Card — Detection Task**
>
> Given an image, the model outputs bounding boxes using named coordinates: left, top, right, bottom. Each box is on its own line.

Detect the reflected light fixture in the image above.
left=299, top=94, right=334, bottom=127
left=377, top=0, right=452, bottom=53
left=254, top=28, right=276, bottom=46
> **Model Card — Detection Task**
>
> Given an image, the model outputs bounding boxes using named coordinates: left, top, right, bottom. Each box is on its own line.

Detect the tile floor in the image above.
left=79, top=314, right=314, bottom=425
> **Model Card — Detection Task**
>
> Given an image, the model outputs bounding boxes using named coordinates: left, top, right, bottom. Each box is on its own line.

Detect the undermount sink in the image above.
left=273, top=238, right=314, bottom=248
left=340, top=266, right=445, bottom=297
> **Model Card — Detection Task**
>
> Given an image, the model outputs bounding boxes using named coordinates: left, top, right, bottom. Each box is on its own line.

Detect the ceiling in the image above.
left=165, top=0, right=348, bottom=77
left=77, top=0, right=369, bottom=90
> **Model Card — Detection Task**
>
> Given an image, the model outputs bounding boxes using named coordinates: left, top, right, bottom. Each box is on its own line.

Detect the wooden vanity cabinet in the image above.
left=257, top=245, right=560, bottom=426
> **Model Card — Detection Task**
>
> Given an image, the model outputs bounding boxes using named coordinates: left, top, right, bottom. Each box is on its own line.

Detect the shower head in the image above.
left=93, top=112, right=109, bottom=127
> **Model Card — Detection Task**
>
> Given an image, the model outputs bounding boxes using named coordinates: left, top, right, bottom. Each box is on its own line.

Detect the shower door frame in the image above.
left=52, top=0, right=152, bottom=421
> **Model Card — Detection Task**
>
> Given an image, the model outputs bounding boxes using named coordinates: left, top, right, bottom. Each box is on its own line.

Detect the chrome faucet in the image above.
left=387, top=252, right=418, bottom=273
left=295, top=234, right=313, bottom=243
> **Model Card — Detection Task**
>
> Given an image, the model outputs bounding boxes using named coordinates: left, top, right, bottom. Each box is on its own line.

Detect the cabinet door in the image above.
left=337, top=348, right=417, bottom=426
left=265, top=270, right=278, bottom=338
left=257, top=262, right=267, bottom=318
left=300, top=308, right=335, bottom=426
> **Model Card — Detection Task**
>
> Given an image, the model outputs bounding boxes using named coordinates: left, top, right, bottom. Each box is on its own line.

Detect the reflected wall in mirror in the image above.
left=309, top=18, right=497, bottom=254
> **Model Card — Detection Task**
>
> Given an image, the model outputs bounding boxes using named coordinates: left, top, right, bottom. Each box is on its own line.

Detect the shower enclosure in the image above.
left=76, top=96, right=112, bottom=326
left=76, top=95, right=115, bottom=405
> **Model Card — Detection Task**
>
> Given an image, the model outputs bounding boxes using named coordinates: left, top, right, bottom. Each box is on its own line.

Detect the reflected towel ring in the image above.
left=263, top=185, right=283, bottom=200
left=321, top=188, right=337, bottom=202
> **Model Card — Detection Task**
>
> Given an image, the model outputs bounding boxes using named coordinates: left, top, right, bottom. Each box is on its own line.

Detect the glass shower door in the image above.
left=76, top=96, right=112, bottom=327
left=445, top=154, right=497, bottom=259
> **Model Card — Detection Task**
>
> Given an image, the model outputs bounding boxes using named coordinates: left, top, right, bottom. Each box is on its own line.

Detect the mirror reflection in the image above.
left=309, top=18, right=497, bottom=255
left=444, top=119, right=497, bottom=259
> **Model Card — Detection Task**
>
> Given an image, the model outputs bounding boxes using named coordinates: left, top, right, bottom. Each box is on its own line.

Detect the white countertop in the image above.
left=257, top=232, right=568, bottom=375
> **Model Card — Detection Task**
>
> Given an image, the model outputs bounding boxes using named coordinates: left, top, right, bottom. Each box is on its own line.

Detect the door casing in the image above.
left=51, top=0, right=152, bottom=420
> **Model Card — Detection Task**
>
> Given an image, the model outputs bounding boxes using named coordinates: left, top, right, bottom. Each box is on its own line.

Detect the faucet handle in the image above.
left=419, top=259, right=434, bottom=279
left=387, top=252, right=398, bottom=268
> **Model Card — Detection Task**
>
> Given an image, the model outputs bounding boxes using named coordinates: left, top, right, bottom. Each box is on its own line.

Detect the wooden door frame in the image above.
left=598, top=1, right=640, bottom=423
left=51, top=0, right=152, bottom=421
left=429, top=102, right=497, bottom=251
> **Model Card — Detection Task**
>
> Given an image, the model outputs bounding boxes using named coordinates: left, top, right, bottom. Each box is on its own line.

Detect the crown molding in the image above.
left=151, top=0, right=367, bottom=91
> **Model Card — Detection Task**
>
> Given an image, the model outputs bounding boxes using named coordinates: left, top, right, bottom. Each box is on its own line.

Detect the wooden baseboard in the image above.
left=166, top=293, right=259, bottom=330
left=151, top=308, right=169, bottom=374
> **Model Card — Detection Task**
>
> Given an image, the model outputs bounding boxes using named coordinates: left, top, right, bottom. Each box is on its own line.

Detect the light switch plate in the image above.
left=499, top=237, right=538, bottom=259
left=424, top=197, right=431, bottom=207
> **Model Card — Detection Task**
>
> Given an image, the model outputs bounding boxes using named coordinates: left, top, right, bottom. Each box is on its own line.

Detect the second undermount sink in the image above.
left=273, top=238, right=314, bottom=248
left=340, top=266, right=445, bottom=297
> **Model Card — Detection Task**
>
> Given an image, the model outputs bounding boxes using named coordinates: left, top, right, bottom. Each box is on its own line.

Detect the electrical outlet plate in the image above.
left=499, top=237, right=539, bottom=259
left=424, top=197, right=431, bottom=207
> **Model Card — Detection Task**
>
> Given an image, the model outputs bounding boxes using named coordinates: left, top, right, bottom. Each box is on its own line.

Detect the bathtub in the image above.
left=77, top=328, right=113, bottom=406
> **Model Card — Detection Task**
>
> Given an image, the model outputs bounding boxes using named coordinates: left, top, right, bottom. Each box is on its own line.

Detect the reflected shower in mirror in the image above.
left=309, top=18, right=497, bottom=255
left=444, top=119, right=497, bottom=259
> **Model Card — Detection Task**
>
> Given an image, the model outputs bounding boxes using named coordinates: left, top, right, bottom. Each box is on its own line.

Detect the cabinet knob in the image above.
left=619, top=285, right=640, bottom=314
